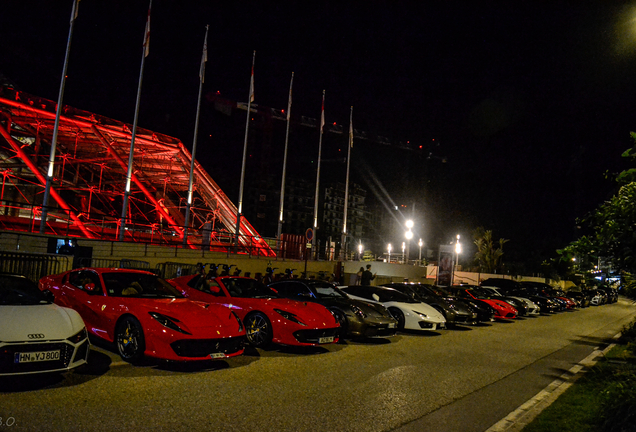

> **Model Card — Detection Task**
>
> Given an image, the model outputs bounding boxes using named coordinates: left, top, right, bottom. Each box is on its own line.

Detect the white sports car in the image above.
left=0, top=274, right=90, bottom=376
left=340, top=285, right=446, bottom=331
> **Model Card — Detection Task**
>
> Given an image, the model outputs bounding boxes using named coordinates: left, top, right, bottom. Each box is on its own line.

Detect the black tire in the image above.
left=244, top=312, right=273, bottom=348
left=330, top=308, right=348, bottom=338
left=115, top=316, right=146, bottom=364
left=388, top=307, right=405, bottom=330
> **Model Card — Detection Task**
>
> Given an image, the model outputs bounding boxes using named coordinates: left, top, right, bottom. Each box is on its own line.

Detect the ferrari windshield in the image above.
left=0, top=275, right=50, bottom=305
left=222, top=278, right=278, bottom=299
left=310, top=283, right=348, bottom=299
left=375, top=288, right=418, bottom=303
left=466, top=288, right=490, bottom=299
left=103, top=272, right=183, bottom=298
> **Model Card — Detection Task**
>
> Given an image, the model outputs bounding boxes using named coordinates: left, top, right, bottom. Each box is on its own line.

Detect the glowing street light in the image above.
left=455, top=234, right=462, bottom=267
left=404, top=219, right=414, bottom=264
left=388, top=243, right=392, bottom=263
left=418, top=238, right=423, bottom=262
left=358, top=242, right=363, bottom=261
left=402, top=241, right=406, bottom=264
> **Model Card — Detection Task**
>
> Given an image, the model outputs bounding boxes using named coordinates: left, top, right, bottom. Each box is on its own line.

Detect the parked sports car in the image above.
left=171, top=275, right=340, bottom=348
left=379, top=283, right=479, bottom=326
left=1, top=273, right=90, bottom=376
left=426, top=285, right=494, bottom=323
left=447, top=286, right=518, bottom=320
left=269, top=279, right=398, bottom=339
left=479, top=286, right=540, bottom=316
left=39, top=268, right=246, bottom=363
left=339, top=285, right=446, bottom=331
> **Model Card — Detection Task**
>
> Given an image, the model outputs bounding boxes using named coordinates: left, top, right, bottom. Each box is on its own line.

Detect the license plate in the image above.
left=388, top=323, right=397, bottom=328
left=318, top=336, right=334, bottom=344
left=209, top=352, right=225, bottom=359
left=14, top=350, right=60, bottom=363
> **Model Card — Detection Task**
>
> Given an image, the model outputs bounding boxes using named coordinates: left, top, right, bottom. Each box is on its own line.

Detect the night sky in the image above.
left=3, top=1, right=636, bottom=267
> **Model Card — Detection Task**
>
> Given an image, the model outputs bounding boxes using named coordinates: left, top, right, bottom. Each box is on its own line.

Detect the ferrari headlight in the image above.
left=230, top=310, right=244, bottom=332
left=412, top=310, right=428, bottom=318
left=350, top=305, right=367, bottom=318
left=67, top=328, right=88, bottom=343
left=149, top=312, right=191, bottom=334
left=274, top=309, right=306, bottom=326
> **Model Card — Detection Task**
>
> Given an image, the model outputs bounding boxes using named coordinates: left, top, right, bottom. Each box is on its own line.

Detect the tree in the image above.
left=564, top=134, right=636, bottom=275
left=473, top=227, right=509, bottom=273
left=556, top=133, right=636, bottom=298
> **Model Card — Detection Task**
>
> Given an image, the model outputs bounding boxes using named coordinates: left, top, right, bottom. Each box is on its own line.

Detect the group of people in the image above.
left=355, top=264, right=376, bottom=286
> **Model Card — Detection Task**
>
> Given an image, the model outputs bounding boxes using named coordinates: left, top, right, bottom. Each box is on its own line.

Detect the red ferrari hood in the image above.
left=242, top=297, right=337, bottom=328
left=141, top=298, right=241, bottom=335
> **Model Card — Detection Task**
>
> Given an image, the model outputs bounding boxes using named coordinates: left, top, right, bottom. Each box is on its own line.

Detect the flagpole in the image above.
left=341, top=106, right=353, bottom=260
left=235, top=50, right=256, bottom=250
left=277, top=71, right=294, bottom=243
left=183, top=25, right=209, bottom=247
left=40, top=0, right=79, bottom=234
left=312, top=90, right=325, bottom=260
left=119, top=0, right=152, bottom=242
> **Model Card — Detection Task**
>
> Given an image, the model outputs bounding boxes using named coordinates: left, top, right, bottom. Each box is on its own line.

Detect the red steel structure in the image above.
left=0, top=87, right=274, bottom=256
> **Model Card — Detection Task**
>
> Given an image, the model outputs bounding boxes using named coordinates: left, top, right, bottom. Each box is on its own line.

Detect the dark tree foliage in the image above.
left=557, top=133, right=636, bottom=297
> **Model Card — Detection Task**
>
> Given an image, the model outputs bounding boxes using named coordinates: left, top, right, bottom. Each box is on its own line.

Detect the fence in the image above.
left=0, top=251, right=70, bottom=282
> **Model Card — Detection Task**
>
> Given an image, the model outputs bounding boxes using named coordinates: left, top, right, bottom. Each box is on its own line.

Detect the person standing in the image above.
left=355, top=267, right=364, bottom=285
left=361, top=264, right=376, bottom=286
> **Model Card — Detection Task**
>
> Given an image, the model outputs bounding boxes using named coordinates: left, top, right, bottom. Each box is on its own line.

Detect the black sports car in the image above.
left=435, top=286, right=496, bottom=322
left=269, top=279, right=398, bottom=339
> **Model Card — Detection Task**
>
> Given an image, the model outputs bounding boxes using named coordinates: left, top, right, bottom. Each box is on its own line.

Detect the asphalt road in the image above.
left=2, top=298, right=635, bottom=432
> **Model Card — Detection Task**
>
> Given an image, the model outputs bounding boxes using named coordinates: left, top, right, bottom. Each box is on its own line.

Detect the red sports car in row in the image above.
left=170, top=274, right=340, bottom=348
left=39, top=268, right=246, bottom=363
left=447, top=286, right=518, bottom=320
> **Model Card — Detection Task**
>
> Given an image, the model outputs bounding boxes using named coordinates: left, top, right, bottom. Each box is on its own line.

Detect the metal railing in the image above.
left=0, top=251, right=69, bottom=282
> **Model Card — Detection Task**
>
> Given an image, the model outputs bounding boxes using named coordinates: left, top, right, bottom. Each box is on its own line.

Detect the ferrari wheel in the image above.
left=116, top=316, right=146, bottom=364
left=245, top=312, right=273, bottom=348
left=388, top=307, right=405, bottom=330
left=330, top=308, right=348, bottom=338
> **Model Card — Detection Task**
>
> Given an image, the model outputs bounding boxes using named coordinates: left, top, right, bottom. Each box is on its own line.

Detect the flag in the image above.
left=143, top=3, right=151, bottom=57
left=349, top=106, right=354, bottom=148
left=249, top=51, right=255, bottom=103
left=320, top=90, right=325, bottom=131
left=71, top=0, right=80, bottom=23
left=199, top=25, right=209, bottom=83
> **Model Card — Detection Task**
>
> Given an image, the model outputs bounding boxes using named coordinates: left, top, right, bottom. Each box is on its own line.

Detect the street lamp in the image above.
left=358, top=242, right=363, bottom=261
left=418, top=238, right=423, bottom=263
left=455, top=234, right=462, bottom=268
left=405, top=219, right=413, bottom=264
left=387, top=243, right=392, bottom=263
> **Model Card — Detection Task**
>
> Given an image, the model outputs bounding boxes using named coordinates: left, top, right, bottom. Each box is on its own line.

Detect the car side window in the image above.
left=69, top=270, right=103, bottom=295
left=205, top=279, right=224, bottom=297
left=270, top=282, right=293, bottom=298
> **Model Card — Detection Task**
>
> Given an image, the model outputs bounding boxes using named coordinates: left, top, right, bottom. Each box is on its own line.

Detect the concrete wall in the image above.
left=0, top=231, right=559, bottom=286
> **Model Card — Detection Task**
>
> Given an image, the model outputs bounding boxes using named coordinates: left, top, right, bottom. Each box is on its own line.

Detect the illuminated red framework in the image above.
left=0, top=88, right=275, bottom=256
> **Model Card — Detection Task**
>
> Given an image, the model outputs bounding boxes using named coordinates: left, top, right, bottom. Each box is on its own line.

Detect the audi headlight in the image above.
left=350, top=305, right=367, bottom=318
left=149, top=312, right=191, bottom=334
left=274, top=309, right=306, bottom=326
left=67, top=328, right=88, bottom=343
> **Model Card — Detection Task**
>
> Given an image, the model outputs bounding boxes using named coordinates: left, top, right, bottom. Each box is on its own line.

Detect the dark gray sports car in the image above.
left=380, top=282, right=479, bottom=327
left=268, top=279, right=398, bottom=339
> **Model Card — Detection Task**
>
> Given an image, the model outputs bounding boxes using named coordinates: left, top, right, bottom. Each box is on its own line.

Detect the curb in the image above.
left=485, top=340, right=617, bottom=432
